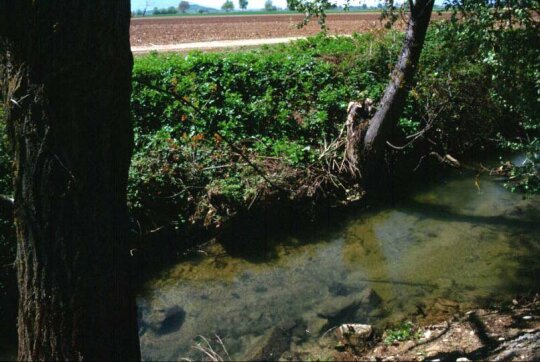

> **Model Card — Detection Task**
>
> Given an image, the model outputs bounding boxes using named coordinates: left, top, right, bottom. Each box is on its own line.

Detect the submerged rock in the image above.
left=306, top=316, right=329, bottom=336
left=316, top=287, right=382, bottom=324
left=317, top=295, right=362, bottom=320
left=354, top=288, right=382, bottom=317
left=243, top=321, right=297, bottom=361
left=144, top=305, right=186, bottom=336
left=308, top=288, right=382, bottom=348
left=328, top=282, right=353, bottom=296
left=431, top=297, right=461, bottom=316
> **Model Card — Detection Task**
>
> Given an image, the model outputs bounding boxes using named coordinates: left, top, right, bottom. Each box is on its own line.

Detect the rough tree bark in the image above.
left=364, top=0, right=434, bottom=154
left=1, top=1, right=141, bottom=360
left=347, top=0, right=435, bottom=184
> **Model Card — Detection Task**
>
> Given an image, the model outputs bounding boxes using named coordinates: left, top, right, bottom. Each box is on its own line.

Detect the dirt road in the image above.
left=131, top=36, right=307, bottom=54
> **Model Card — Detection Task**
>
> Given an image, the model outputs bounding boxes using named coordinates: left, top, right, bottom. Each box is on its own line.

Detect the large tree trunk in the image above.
left=360, top=0, right=435, bottom=183
left=1, top=1, right=140, bottom=360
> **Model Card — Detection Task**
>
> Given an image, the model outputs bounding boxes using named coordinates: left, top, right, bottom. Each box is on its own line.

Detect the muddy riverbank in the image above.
left=334, top=296, right=539, bottom=361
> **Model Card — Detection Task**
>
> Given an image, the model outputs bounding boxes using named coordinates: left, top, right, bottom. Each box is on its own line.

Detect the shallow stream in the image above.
left=138, top=168, right=539, bottom=361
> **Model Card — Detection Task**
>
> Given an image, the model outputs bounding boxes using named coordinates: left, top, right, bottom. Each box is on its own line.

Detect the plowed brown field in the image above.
left=130, top=13, right=434, bottom=46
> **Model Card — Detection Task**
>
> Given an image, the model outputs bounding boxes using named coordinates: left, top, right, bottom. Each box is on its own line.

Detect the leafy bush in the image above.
left=438, top=9, right=537, bottom=131
left=129, top=33, right=404, bottom=232
left=498, top=140, right=540, bottom=194
left=426, top=4, right=539, bottom=191
left=131, top=33, right=401, bottom=149
left=383, top=321, right=422, bottom=345
left=128, top=26, right=539, bottom=234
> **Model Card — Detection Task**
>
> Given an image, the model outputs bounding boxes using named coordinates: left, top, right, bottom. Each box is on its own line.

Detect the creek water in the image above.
left=138, top=168, right=539, bottom=361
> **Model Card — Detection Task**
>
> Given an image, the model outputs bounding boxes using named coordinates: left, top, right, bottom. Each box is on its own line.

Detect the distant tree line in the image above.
left=152, top=6, right=179, bottom=15
left=222, top=0, right=234, bottom=11
left=179, top=1, right=190, bottom=13
left=133, top=5, right=185, bottom=16
left=265, top=0, right=277, bottom=11
left=133, top=7, right=176, bottom=16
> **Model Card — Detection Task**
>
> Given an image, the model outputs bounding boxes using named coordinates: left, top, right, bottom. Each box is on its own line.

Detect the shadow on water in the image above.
left=216, top=161, right=473, bottom=264
left=504, top=234, right=540, bottom=295
left=162, top=164, right=537, bottom=275
left=217, top=203, right=355, bottom=264
left=403, top=199, right=540, bottom=230
left=398, top=180, right=540, bottom=297
left=350, top=277, right=439, bottom=290
left=136, top=158, right=478, bottom=273
left=138, top=159, right=540, bottom=361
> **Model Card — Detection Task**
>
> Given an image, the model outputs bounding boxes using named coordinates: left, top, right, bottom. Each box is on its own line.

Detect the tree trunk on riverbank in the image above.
left=347, top=0, right=435, bottom=186
left=1, top=1, right=140, bottom=360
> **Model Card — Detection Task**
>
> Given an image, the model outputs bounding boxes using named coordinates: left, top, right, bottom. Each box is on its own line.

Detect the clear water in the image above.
left=138, top=171, right=540, bottom=361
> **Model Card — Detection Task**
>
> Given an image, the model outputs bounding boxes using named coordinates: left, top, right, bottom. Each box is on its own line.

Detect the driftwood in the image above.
left=344, top=99, right=373, bottom=177
left=429, top=152, right=461, bottom=168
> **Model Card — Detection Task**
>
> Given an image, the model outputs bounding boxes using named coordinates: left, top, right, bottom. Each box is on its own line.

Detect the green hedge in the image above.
left=129, top=33, right=403, bottom=230
left=131, top=33, right=399, bottom=152
left=127, top=27, right=539, bottom=232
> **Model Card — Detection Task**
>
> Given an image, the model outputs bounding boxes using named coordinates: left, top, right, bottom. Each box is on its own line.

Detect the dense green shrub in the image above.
left=128, top=26, right=538, bottom=233
left=129, top=33, right=404, bottom=231
left=409, top=9, right=539, bottom=192
left=131, top=33, right=401, bottom=150
left=410, top=15, right=539, bottom=153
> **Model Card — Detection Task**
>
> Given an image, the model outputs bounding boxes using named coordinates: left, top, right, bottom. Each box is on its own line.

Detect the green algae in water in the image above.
left=138, top=174, right=539, bottom=361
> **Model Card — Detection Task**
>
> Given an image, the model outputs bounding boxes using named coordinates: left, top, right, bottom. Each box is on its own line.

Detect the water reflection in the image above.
left=138, top=173, right=539, bottom=361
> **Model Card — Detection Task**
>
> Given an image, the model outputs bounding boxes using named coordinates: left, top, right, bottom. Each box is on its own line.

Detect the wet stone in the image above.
left=328, top=282, right=353, bottom=296
left=433, top=298, right=461, bottom=314
left=317, top=295, right=361, bottom=320
left=316, top=288, right=382, bottom=324
left=254, top=285, right=268, bottom=293
left=243, top=322, right=296, bottom=361
left=335, top=323, right=373, bottom=347
left=145, top=305, right=186, bottom=336
left=306, top=316, right=329, bottom=336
